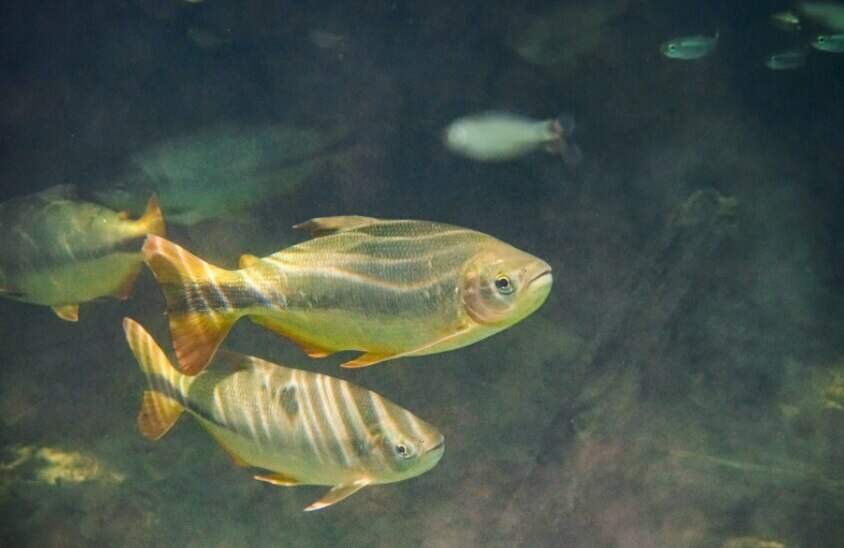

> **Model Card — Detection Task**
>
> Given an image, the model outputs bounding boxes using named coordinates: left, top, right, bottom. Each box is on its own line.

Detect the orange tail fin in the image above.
left=139, top=194, right=166, bottom=237
left=142, top=235, right=242, bottom=376
left=123, top=317, right=186, bottom=440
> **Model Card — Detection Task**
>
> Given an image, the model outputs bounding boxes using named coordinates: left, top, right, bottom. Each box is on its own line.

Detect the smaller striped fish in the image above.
left=0, top=185, right=165, bottom=321
left=123, top=318, right=445, bottom=511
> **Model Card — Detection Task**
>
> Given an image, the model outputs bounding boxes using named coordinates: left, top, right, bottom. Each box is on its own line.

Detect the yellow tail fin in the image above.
left=142, top=235, right=241, bottom=376
left=139, top=194, right=166, bottom=237
left=123, top=317, right=185, bottom=440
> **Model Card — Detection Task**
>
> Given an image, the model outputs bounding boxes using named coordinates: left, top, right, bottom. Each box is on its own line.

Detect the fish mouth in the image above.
left=428, top=439, right=445, bottom=453
left=529, top=269, right=553, bottom=286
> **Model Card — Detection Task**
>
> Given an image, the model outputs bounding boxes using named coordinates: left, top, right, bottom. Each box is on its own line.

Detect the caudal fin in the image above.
left=545, top=114, right=583, bottom=167
left=123, top=317, right=186, bottom=440
left=142, top=235, right=241, bottom=376
left=139, top=194, right=166, bottom=237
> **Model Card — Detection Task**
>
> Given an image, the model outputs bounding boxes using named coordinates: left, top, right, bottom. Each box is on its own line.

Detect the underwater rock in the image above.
left=495, top=188, right=738, bottom=546
left=1, top=445, right=125, bottom=485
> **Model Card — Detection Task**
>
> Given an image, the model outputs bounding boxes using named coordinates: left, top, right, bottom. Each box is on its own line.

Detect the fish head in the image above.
left=461, top=246, right=553, bottom=327
left=443, top=121, right=471, bottom=151
left=367, top=413, right=445, bottom=483
left=659, top=40, right=681, bottom=58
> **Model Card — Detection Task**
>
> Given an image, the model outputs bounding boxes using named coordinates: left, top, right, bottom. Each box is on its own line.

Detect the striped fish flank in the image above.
left=123, top=317, right=445, bottom=511
left=142, top=215, right=552, bottom=375
left=0, top=185, right=165, bottom=321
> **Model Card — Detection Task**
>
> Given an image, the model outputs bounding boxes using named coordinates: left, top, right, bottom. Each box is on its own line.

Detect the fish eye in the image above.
left=395, top=443, right=414, bottom=459
left=668, top=44, right=676, bottom=51
left=494, top=275, right=515, bottom=295
left=818, top=36, right=826, bottom=44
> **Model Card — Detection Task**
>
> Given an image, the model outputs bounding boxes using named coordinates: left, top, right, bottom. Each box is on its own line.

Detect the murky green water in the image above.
left=1, top=1, right=843, bottom=547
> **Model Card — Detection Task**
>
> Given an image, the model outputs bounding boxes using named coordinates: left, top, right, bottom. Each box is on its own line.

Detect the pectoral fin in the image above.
left=293, top=216, right=379, bottom=237
left=254, top=471, right=302, bottom=486
left=51, top=304, right=79, bottom=322
left=304, top=480, right=370, bottom=512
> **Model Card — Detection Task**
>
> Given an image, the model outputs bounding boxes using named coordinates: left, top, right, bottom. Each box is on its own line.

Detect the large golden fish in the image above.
left=142, top=216, right=552, bottom=374
left=123, top=317, right=444, bottom=511
left=0, top=185, right=165, bottom=321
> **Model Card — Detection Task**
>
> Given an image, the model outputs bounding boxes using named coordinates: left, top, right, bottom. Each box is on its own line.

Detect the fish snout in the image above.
left=428, top=434, right=445, bottom=454
left=528, top=260, right=553, bottom=288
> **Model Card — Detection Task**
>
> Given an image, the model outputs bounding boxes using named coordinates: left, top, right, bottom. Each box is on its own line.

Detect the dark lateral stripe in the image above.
left=146, top=372, right=226, bottom=429
left=166, top=281, right=265, bottom=314
left=2, top=235, right=146, bottom=274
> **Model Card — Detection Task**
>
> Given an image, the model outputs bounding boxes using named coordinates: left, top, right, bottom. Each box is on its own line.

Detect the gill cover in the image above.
left=462, top=253, right=525, bottom=326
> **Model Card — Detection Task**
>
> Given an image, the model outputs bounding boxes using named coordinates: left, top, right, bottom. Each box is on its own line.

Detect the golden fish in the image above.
left=142, top=215, right=553, bottom=374
left=123, top=318, right=444, bottom=511
left=0, top=185, right=165, bottom=321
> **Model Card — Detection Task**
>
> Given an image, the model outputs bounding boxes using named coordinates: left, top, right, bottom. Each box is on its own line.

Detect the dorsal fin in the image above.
left=292, top=216, right=379, bottom=237
left=38, top=184, right=78, bottom=201
left=239, top=254, right=261, bottom=268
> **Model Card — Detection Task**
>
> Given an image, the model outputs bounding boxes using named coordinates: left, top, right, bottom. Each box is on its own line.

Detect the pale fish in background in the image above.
left=93, top=124, right=348, bottom=225
left=142, top=216, right=553, bottom=375
left=444, top=112, right=582, bottom=165
left=799, top=1, right=844, bottom=31
left=0, top=185, right=165, bottom=321
left=764, top=48, right=808, bottom=70
left=811, top=33, right=844, bottom=51
left=769, top=10, right=802, bottom=32
left=660, top=31, right=719, bottom=60
left=123, top=318, right=444, bottom=511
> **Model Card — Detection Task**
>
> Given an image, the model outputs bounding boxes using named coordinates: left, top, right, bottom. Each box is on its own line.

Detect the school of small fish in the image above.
left=2, top=0, right=840, bottom=516
left=657, top=2, right=844, bottom=70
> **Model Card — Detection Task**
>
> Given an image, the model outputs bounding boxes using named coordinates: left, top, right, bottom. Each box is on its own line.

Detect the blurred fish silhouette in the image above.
left=444, top=111, right=582, bottom=165
left=93, top=124, right=349, bottom=225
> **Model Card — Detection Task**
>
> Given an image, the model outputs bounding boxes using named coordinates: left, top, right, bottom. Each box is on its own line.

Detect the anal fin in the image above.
left=254, top=471, right=302, bottom=486
left=138, top=390, right=183, bottom=440
left=341, top=352, right=394, bottom=369
left=51, top=304, right=79, bottom=322
left=250, top=316, right=335, bottom=359
left=305, top=479, right=370, bottom=511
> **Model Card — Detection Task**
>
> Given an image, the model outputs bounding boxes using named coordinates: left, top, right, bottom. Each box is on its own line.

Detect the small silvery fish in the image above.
left=811, top=33, right=844, bottom=51
left=770, top=10, right=802, bottom=32
left=123, top=318, right=444, bottom=511
left=142, top=216, right=553, bottom=375
left=660, top=31, right=719, bottom=60
left=0, top=185, right=165, bottom=321
left=444, top=111, right=582, bottom=165
left=764, top=48, right=808, bottom=70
